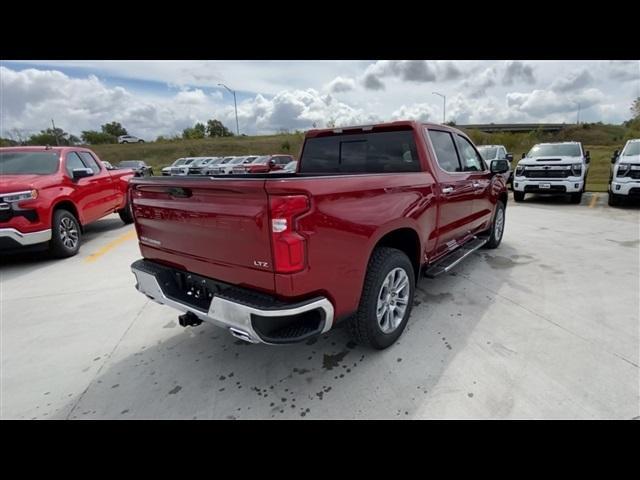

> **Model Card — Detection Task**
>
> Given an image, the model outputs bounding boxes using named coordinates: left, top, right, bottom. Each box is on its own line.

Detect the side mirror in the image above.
left=490, top=159, right=510, bottom=174
left=506, top=153, right=514, bottom=162
left=521, top=152, right=526, bottom=159
left=72, top=168, right=93, bottom=180
left=585, top=151, right=590, bottom=163
left=611, top=150, right=619, bottom=164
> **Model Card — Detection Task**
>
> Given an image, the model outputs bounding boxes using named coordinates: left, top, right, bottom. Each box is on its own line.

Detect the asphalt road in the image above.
left=1, top=192, right=638, bottom=419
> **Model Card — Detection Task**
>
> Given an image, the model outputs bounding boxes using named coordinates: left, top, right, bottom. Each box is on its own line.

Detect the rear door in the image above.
left=424, top=128, right=476, bottom=256
left=131, top=177, right=275, bottom=292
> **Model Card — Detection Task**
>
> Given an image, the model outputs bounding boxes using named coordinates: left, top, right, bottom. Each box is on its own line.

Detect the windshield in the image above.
left=120, top=161, right=142, bottom=167
left=220, top=157, right=235, bottom=164
left=183, top=159, right=195, bottom=165
left=527, top=144, right=581, bottom=157
left=478, top=147, right=498, bottom=160
left=622, top=142, right=640, bottom=156
left=229, top=157, right=248, bottom=164
left=0, top=151, right=60, bottom=175
left=172, top=159, right=186, bottom=166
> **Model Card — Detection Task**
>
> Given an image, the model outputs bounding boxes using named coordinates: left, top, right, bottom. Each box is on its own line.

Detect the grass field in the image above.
left=90, top=134, right=305, bottom=172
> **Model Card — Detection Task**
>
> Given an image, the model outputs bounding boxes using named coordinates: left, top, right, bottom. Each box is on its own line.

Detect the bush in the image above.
left=81, top=130, right=116, bottom=144
left=281, top=140, right=291, bottom=152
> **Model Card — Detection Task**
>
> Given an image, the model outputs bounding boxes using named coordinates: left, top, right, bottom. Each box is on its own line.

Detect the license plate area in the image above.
left=539, top=183, right=551, bottom=189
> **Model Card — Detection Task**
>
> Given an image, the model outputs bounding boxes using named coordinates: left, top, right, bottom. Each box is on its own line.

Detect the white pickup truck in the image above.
left=477, top=144, right=514, bottom=185
left=513, top=141, right=590, bottom=204
left=609, top=138, right=640, bottom=206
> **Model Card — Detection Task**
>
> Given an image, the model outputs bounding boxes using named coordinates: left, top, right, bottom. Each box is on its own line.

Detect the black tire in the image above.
left=569, top=192, right=582, bottom=204
left=483, top=201, right=505, bottom=249
left=513, top=191, right=525, bottom=202
left=50, top=209, right=81, bottom=258
left=349, top=247, right=415, bottom=350
left=138, top=140, right=144, bottom=143
left=608, top=191, right=622, bottom=207
left=118, top=197, right=134, bottom=224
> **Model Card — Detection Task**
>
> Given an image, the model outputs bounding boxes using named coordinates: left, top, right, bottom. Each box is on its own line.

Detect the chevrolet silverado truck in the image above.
left=0, top=146, right=134, bottom=257
left=129, top=121, right=509, bottom=349
left=513, top=141, right=590, bottom=204
left=609, top=138, right=640, bottom=206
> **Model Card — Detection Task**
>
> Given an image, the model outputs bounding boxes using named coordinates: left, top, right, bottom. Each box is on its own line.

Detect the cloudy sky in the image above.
left=1, top=60, right=638, bottom=140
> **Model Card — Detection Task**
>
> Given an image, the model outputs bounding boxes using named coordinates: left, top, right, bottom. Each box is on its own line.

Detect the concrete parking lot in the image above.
left=1, top=193, right=638, bottom=419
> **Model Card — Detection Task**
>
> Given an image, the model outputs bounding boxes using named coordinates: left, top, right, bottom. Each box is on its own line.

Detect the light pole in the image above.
left=576, top=103, right=581, bottom=125
left=218, top=83, right=240, bottom=136
left=433, top=92, right=446, bottom=124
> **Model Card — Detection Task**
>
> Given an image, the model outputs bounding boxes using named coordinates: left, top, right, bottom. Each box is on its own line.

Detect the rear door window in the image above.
left=427, top=130, right=462, bottom=173
left=299, top=130, right=420, bottom=174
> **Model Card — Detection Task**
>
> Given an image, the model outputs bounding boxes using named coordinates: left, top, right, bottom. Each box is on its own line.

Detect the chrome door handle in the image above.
left=442, top=187, right=454, bottom=194
left=473, top=182, right=481, bottom=188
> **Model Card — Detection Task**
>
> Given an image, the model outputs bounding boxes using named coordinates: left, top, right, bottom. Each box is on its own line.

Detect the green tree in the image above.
left=101, top=121, right=128, bottom=137
left=28, top=127, right=77, bottom=146
left=182, top=122, right=206, bottom=140
left=81, top=130, right=116, bottom=144
left=206, top=119, right=234, bottom=137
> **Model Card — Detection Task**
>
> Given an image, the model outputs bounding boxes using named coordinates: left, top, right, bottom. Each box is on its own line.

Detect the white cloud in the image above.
left=502, top=61, right=535, bottom=85
left=550, top=69, right=594, bottom=92
left=507, top=88, right=605, bottom=117
left=325, top=76, right=356, bottom=93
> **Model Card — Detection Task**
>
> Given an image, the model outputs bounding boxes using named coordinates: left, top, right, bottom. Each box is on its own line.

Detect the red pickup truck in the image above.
left=130, top=122, right=509, bottom=349
left=0, top=146, right=134, bottom=257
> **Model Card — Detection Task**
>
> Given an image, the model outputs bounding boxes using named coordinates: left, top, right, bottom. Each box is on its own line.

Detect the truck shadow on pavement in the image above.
left=53, top=247, right=519, bottom=420
left=0, top=216, right=129, bottom=274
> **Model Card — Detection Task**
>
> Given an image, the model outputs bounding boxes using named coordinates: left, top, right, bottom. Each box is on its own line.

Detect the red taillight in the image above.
left=269, top=195, right=310, bottom=273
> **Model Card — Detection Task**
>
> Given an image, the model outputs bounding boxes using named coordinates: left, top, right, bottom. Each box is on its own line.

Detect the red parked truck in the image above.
left=232, top=154, right=295, bottom=174
left=129, top=122, right=509, bottom=349
left=0, top=146, right=134, bottom=257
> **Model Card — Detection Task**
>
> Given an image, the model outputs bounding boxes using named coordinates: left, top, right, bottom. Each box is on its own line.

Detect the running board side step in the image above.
left=423, top=236, right=488, bottom=278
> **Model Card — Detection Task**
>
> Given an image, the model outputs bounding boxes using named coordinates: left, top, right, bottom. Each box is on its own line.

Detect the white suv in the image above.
left=513, top=141, right=590, bottom=204
left=118, top=135, right=144, bottom=144
left=609, top=138, right=640, bottom=206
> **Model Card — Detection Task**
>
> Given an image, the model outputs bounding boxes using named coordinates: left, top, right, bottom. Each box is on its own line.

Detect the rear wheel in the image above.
left=349, top=248, right=415, bottom=350
left=50, top=209, right=81, bottom=258
left=513, top=191, right=525, bottom=202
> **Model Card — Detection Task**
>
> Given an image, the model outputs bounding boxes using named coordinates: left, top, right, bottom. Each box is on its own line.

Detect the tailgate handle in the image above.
left=167, top=187, right=192, bottom=198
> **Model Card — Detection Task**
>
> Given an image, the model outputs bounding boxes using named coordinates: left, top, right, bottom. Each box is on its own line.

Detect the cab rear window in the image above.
left=300, top=130, right=420, bottom=174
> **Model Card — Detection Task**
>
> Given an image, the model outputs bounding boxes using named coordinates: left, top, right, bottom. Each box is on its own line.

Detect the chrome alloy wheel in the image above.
left=494, top=207, right=504, bottom=242
left=376, top=267, right=410, bottom=333
left=59, top=217, right=79, bottom=249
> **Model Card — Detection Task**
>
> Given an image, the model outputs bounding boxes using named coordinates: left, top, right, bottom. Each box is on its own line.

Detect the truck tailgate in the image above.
left=130, top=177, right=275, bottom=292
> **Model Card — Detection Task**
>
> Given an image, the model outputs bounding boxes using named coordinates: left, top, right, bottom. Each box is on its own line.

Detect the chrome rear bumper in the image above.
left=131, top=260, right=334, bottom=345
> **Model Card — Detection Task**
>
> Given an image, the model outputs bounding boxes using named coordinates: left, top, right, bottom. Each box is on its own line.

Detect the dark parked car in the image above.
left=118, top=160, right=154, bottom=177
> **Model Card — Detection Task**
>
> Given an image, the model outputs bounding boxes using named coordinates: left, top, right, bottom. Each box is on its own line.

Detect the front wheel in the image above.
left=513, top=191, right=525, bottom=202
left=349, top=247, right=415, bottom=350
left=118, top=198, right=134, bottom=224
left=483, top=201, right=505, bottom=249
left=50, top=209, right=81, bottom=258
left=569, top=192, right=582, bottom=204
left=608, top=191, right=623, bottom=207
